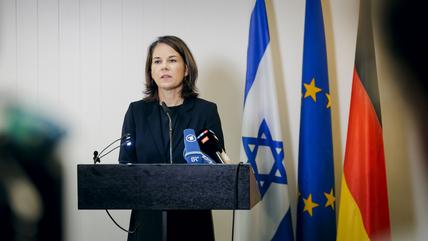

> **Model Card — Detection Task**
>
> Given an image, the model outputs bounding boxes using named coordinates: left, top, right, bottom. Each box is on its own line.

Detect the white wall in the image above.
left=0, top=0, right=426, bottom=240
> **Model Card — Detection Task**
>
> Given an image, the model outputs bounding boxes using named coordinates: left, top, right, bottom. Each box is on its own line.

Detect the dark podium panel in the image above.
left=77, top=164, right=260, bottom=210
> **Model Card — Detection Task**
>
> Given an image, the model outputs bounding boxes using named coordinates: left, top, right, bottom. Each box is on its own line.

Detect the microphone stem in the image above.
left=98, top=144, right=122, bottom=160
left=167, top=112, right=173, bottom=164
left=215, top=152, right=224, bottom=164
left=161, top=101, right=173, bottom=164
left=98, top=135, right=126, bottom=157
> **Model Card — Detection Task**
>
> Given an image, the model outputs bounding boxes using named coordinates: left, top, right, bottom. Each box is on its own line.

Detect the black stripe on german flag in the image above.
left=354, top=0, right=382, bottom=124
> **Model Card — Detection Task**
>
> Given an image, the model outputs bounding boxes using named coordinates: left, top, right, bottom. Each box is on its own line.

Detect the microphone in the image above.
left=161, top=102, right=173, bottom=164
left=183, top=129, right=215, bottom=164
left=93, top=133, right=132, bottom=164
left=196, top=129, right=231, bottom=164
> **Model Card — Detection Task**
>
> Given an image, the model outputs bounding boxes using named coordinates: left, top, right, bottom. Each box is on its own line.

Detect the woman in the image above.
left=119, top=35, right=224, bottom=241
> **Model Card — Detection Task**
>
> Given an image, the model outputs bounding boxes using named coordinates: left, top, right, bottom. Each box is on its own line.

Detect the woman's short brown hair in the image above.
left=143, top=35, right=199, bottom=101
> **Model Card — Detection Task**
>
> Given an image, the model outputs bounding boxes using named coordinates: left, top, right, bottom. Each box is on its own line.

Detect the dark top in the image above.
left=118, top=97, right=225, bottom=241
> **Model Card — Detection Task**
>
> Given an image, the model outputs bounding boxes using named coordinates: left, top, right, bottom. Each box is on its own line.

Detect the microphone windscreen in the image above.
left=183, top=129, right=215, bottom=164
left=196, top=129, right=223, bottom=163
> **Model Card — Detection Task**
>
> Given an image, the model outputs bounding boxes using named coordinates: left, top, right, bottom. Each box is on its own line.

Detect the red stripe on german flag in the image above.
left=339, top=69, right=390, bottom=240
left=337, top=0, right=390, bottom=240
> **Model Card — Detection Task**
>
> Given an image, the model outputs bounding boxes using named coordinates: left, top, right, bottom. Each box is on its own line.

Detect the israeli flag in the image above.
left=234, top=0, right=294, bottom=240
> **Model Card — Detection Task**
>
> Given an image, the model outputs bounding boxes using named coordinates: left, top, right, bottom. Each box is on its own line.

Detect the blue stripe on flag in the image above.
left=272, top=209, right=295, bottom=241
left=243, top=0, right=270, bottom=106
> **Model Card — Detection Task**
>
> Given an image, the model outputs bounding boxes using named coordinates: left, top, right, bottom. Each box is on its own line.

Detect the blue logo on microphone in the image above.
left=185, top=134, right=197, bottom=142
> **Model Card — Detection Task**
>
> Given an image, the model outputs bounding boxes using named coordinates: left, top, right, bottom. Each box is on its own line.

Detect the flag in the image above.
left=337, top=0, right=391, bottom=240
left=296, top=0, right=336, bottom=240
left=233, top=0, right=294, bottom=240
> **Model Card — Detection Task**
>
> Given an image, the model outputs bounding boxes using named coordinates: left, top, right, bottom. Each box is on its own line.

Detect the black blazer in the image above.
left=118, top=97, right=224, bottom=241
left=119, top=97, right=224, bottom=164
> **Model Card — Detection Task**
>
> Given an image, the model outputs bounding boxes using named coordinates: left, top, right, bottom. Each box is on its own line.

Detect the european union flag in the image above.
left=297, top=0, right=336, bottom=240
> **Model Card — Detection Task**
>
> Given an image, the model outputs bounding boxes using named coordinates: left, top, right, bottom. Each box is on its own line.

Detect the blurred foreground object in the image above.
left=383, top=0, right=428, bottom=169
left=0, top=99, right=65, bottom=241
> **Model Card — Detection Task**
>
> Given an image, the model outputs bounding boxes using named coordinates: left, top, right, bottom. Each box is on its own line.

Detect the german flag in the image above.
left=337, top=0, right=391, bottom=240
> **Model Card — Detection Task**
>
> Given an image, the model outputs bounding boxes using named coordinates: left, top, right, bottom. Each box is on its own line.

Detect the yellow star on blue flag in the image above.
left=297, top=0, right=336, bottom=240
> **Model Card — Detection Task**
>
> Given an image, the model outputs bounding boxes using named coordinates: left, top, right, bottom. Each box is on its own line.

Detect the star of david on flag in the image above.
left=242, top=119, right=288, bottom=198
left=233, top=0, right=294, bottom=240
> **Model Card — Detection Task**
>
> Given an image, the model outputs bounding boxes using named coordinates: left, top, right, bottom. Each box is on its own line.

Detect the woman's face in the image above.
left=151, top=43, right=188, bottom=93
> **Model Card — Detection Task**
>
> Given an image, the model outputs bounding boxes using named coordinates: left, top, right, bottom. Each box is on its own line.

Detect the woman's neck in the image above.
left=158, top=89, right=184, bottom=107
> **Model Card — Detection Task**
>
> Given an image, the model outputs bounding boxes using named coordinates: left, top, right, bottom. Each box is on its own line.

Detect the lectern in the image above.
left=77, top=163, right=260, bottom=210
